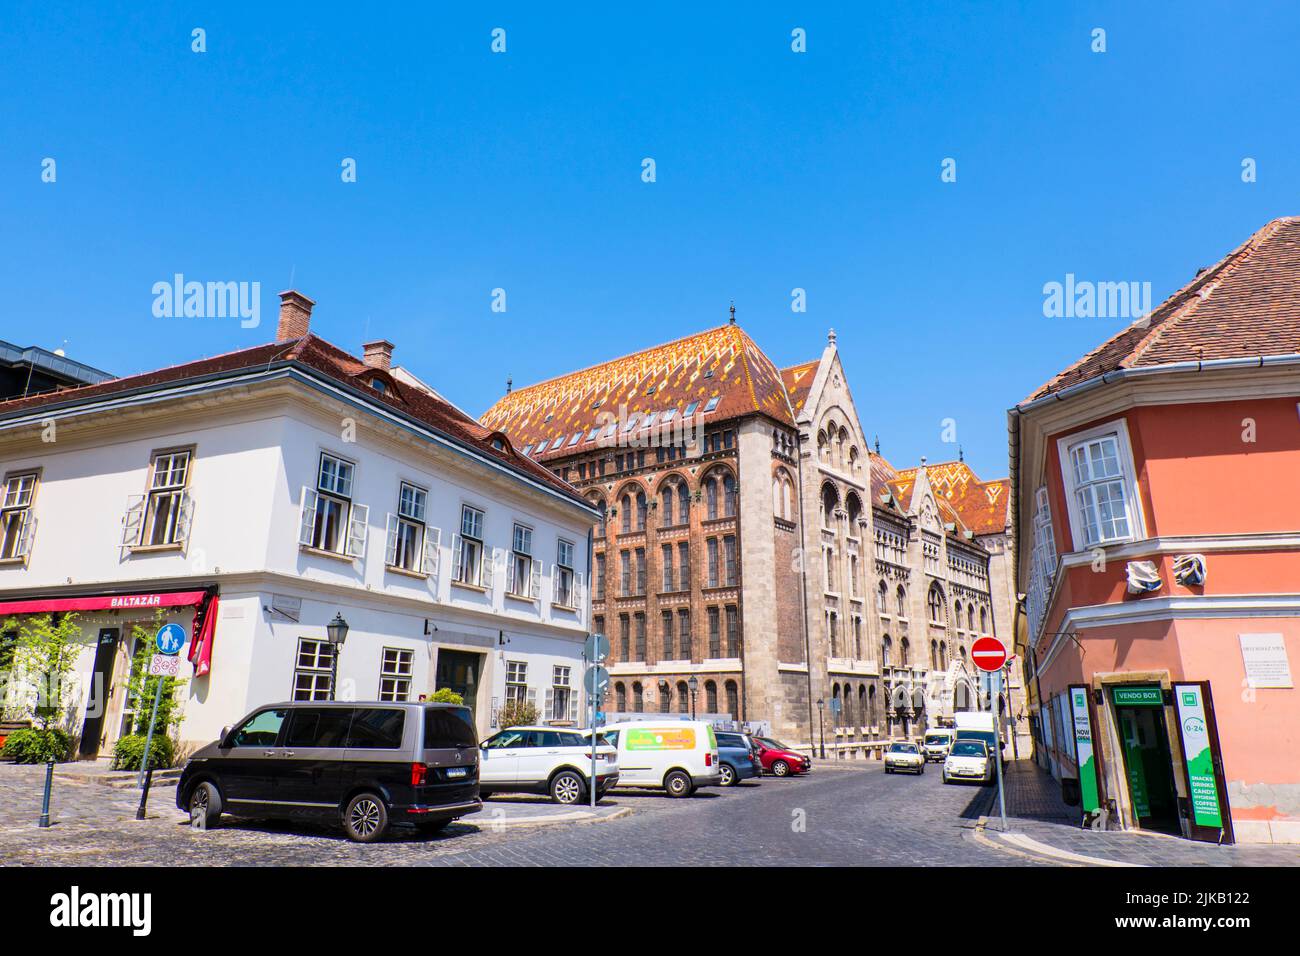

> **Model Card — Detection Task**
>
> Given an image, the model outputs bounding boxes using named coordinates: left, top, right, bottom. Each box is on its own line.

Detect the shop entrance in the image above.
left=78, top=628, right=121, bottom=759
left=435, top=649, right=482, bottom=726
left=1111, top=686, right=1180, bottom=835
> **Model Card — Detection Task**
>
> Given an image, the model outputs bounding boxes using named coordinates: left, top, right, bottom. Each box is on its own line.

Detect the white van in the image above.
left=921, top=728, right=956, bottom=762
left=588, top=720, right=722, bottom=797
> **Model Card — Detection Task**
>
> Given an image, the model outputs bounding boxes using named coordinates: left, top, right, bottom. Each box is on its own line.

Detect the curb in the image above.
left=55, top=770, right=182, bottom=789
left=974, top=817, right=1144, bottom=868
left=471, top=806, right=633, bottom=830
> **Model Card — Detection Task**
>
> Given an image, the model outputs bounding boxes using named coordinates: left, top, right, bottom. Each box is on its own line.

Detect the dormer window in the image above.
left=370, top=378, right=386, bottom=394
left=703, top=396, right=720, bottom=413
left=492, top=437, right=505, bottom=452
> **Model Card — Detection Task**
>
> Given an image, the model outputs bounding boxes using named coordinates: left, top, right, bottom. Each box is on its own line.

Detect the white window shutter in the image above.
left=384, top=513, right=399, bottom=567
left=506, top=553, right=517, bottom=594
left=424, top=526, right=441, bottom=579
left=482, top=548, right=496, bottom=595
left=568, top=688, right=579, bottom=723
left=544, top=687, right=554, bottom=722
left=451, top=533, right=463, bottom=582
left=526, top=686, right=537, bottom=713
left=530, top=560, right=541, bottom=599
left=574, top=570, right=585, bottom=609
left=298, top=487, right=318, bottom=546
left=346, top=503, right=369, bottom=558
left=175, top=491, right=195, bottom=545
left=17, top=512, right=35, bottom=560
left=120, top=495, right=145, bottom=555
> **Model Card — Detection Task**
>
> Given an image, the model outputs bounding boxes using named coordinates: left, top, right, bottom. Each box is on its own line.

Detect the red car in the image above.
left=753, top=736, right=812, bottom=777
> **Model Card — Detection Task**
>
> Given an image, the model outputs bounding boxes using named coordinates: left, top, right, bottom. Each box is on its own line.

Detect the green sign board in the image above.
left=1070, top=687, right=1100, bottom=814
left=1173, top=683, right=1224, bottom=829
left=1112, top=685, right=1163, bottom=707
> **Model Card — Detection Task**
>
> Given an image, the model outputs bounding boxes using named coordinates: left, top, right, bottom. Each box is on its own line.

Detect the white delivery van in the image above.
left=921, top=728, right=956, bottom=762
left=589, top=720, right=722, bottom=797
left=952, top=712, right=1004, bottom=763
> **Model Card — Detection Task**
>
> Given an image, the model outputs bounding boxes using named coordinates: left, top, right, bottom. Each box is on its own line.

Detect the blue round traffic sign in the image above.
left=156, top=623, right=186, bottom=656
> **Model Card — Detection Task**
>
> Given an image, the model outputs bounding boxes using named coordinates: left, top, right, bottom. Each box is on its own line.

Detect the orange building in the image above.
left=1010, top=217, right=1300, bottom=845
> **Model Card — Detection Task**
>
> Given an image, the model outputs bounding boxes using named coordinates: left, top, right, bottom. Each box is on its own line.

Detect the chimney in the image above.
left=276, top=290, right=315, bottom=342
left=363, top=339, right=394, bottom=371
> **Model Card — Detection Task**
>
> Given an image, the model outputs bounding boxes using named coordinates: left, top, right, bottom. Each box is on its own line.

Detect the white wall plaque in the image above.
left=1240, top=633, right=1293, bottom=688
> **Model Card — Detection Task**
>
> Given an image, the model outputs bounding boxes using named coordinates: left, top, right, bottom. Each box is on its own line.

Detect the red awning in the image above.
left=0, top=589, right=210, bottom=616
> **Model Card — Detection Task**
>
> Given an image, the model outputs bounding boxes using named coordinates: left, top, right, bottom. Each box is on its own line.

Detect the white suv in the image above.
left=478, top=726, right=619, bottom=804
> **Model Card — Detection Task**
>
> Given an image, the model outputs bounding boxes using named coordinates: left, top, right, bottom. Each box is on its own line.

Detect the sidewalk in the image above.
left=975, top=761, right=1300, bottom=867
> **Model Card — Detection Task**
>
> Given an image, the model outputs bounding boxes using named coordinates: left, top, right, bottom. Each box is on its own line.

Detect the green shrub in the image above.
left=429, top=687, right=464, bottom=705
left=111, top=733, right=175, bottom=772
left=496, top=699, right=538, bottom=728
left=1, top=727, right=71, bottom=763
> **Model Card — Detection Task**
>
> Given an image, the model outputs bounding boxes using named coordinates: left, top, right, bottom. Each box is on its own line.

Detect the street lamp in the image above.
left=815, top=698, right=826, bottom=759
left=688, top=675, right=699, bottom=719
left=326, top=612, right=350, bottom=701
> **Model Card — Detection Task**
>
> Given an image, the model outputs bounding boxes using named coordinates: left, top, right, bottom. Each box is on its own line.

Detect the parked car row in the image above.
left=176, top=701, right=816, bottom=843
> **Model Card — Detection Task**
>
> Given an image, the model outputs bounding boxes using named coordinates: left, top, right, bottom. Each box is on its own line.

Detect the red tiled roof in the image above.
left=0, top=335, right=587, bottom=505
left=780, top=359, right=820, bottom=417
left=1028, top=216, right=1300, bottom=401
left=893, top=460, right=1010, bottom=536
left=480, top=324, right=795, bottom=460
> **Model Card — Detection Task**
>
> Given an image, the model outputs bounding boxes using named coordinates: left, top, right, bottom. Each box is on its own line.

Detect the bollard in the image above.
left=39, top=759, right=54, bottom=828
left=136, top=766, right=153, bottom=821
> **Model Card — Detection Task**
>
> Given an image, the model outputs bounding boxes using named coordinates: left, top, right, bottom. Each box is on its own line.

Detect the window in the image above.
left=725, top=605, right=739, bottom=656
left=877, top=580, right=888, bottom=614
left=555, top=538, right=577, bottom=606
left=298, top=452, right=367, bottom=558
left=1026, top=486, right=1058, bottom=643
left=896, top=585, right=907, bottom=618
left=632, top=682, right=644, bottom=712
left=661, top=543, right=675, bottom=591
left=229, top=708, right=288, bottom=747
left=594, top=552, right=606, bottom=599
left=619, top=614, right=630, bottom=659
left=348, top=708, right=406, bottom=749
left=1061, top=424, right=1141, bottom=547
left=707, top=537, right=719, bottom=587
left=379, top=647, right=413, bottom=701
left=900, top=637, right=910, bottom=666
left=677, top=609, right=691, bottom=659
left=284, top=708, right=351, bottom=748
left=139, top=450, right=191, bottom=547
left=614, top=682, right=627, bottom=712
left=453, top=504, right=488, bottom=588
left=633, top=612, right=646, bottom=661
left=723, top=535, right=737, bottom=586
left=550, top=665, right=572, bottom=721
left=703, top=396, right=720, bottom=413
left=684, top=401, right=700, bottom=417
left=705, top=680, right=718, bottom=712
left=980, top=606, right=988, bottom=634
left=620, top=550, right=632, bottom=596
left=505, top=660, right=528, bottom=705
left=508, top=523, right=537, bottom=598
left=635, top=547, right=647, bottom=595
left=708, top=606, right=721, bottom=657
left=387, top=482, right=433, bottom=573
left=661, top=610, right=673, bottom=657
left=676, top=680, right=689, bottom=713
left=725, top=680, right=739, bottom=720
left=0, top=472, right=37, bottom=561
left=293, top=639, right=335, bottom=700
left=677, top=541, right=690, bottom=590
left=635, top=491, right=647, bottom=530
left=928, top=584, right=946, bottom=624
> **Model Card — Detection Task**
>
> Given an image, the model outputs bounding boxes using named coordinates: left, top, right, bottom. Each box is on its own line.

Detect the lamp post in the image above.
left=326, top=612, right=350, bottom=701
left=815, top=698, right=826, bottom=759
left=688, top=675, right=699, bottom=720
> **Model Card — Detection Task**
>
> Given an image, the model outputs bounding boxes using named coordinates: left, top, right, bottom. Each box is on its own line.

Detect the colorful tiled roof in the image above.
left=893, top=460, right=1010, bottom=536
left=480, top=324, right=795, bottom=460
left=780, top=359, right=821, bottom=417
left=1028, top=216, right=1300, bottom=401
left=0, top=334, right=587, bottom=505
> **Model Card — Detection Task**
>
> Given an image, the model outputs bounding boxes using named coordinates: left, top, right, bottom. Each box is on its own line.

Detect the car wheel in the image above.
left=188, top=781, right=223, bottom=826
left=772, top=760, right=790, bottom=777
left=550, top=770, right=585, bottom=805
left=343, top=792, right=390, bottom=843
left=664, top=770, right=694, bottom=798
left=719, top=764, right=737, bottom=787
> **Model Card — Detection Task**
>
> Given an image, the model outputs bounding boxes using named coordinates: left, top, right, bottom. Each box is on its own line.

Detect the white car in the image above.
left=478, top=726, right=619, bottom=804
left=942, top=739, right=995, bottom=785
left=922, top=730, right=955, bottom=762
left=883, top=742, right=925, bottom=775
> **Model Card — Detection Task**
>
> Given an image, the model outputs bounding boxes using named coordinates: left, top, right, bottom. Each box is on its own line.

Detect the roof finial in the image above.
left=920, top=455, right=927, bottom=467
left=958, top=445, right=964, bottom=462
left=828, top=328, right=837, bottom=346
left=506, top=377, right=512, bottom=394
left=729, top=301, right=736, bottom=325
left=874, top=435, right=880, bottom=455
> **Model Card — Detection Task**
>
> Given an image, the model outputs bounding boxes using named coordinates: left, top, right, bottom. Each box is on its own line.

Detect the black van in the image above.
left=176, top=701, right=481, bottom=842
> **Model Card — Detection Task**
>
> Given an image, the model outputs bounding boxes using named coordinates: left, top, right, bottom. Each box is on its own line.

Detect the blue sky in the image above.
left=3, top=2, right=1298, bottom=479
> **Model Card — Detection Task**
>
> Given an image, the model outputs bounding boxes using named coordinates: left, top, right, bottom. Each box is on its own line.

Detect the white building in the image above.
left=0, top=291, right=597, bottom=757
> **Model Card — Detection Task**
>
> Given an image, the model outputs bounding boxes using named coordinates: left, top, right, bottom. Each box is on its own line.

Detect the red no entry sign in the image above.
left=971, top=636, right=1008, bottom=672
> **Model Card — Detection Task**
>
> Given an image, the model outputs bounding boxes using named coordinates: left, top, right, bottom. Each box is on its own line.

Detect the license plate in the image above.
left=446, top=767, right=469, bottom=779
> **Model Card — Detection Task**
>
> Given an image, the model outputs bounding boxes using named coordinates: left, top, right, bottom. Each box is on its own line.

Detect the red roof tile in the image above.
left=780, top=360, right=820, bottom=417
left=0, top=335, right=586, bottom=505
left=1028, top=216, right=1300, bottom=401
left=893, top=460, right=1010, bottom=536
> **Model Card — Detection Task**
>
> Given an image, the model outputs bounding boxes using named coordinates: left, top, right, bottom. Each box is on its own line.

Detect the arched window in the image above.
left=843, top=685, right=854, bottom=728
left=968, top=605, right=976, bottom=631
left=832, top=683, right=841, bottom=725
left=661, top=483, right=675, bottom=519
left=954, top=600, right=963, bottom=631
left=706, top=476, right=719, bottom=519
left=632, top=681, right=644, bottom=713
left=725, top=680, right=739, bottom=720
left=896, top=585, right=907, bottom=617
left=939, top=641, right=948, bottom=669
left=846, top=492, right=862, bottom=528
left=868, top=684, right=878, bottom=726
left=705, top=680, right=718, bottom=713
left=635, top=490, right=647, bottom=531
left=877, top=580, right=888, bottom=613
left=930, top=639, right=938, bottom=669
left=615, top=682, right=627, bottom=712
left=858, top=685, right=867, bottom=729
left=821, top=482, right=838, bottom=528
left=589, top=495, right=607, bottom=537
left=980, top=606, right=988, bottom=634
left=881, top=635, right=892, bottom=668
left=928, top=584, right=946, bottom=624
left=676, top=681, right=689, bottom=713
left=723, top=474, right=737, bottom=517
left=620, top=494, right=631, bottom=533
left=817, top=430, right=829, bottom=463
left=900, top=637, right=910, bottom=666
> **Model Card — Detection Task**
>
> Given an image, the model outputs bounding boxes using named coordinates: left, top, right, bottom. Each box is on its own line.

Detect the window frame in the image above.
left=1056, top=419, right=1145, bottom=550
left=141, top=447, right=194, bottom=549
left=379, top=646, right=414, bottom=701
left=292, top=637, right=335, bottom=701
left=0, top=470, right=39, bottom=563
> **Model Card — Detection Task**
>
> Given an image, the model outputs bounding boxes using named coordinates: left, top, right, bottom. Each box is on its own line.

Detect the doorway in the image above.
left=1111, top=686, right=1180, bottom=835
left=435, top=649, right=483, bottom=725
left=79, top=628, right=121, bottom=758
